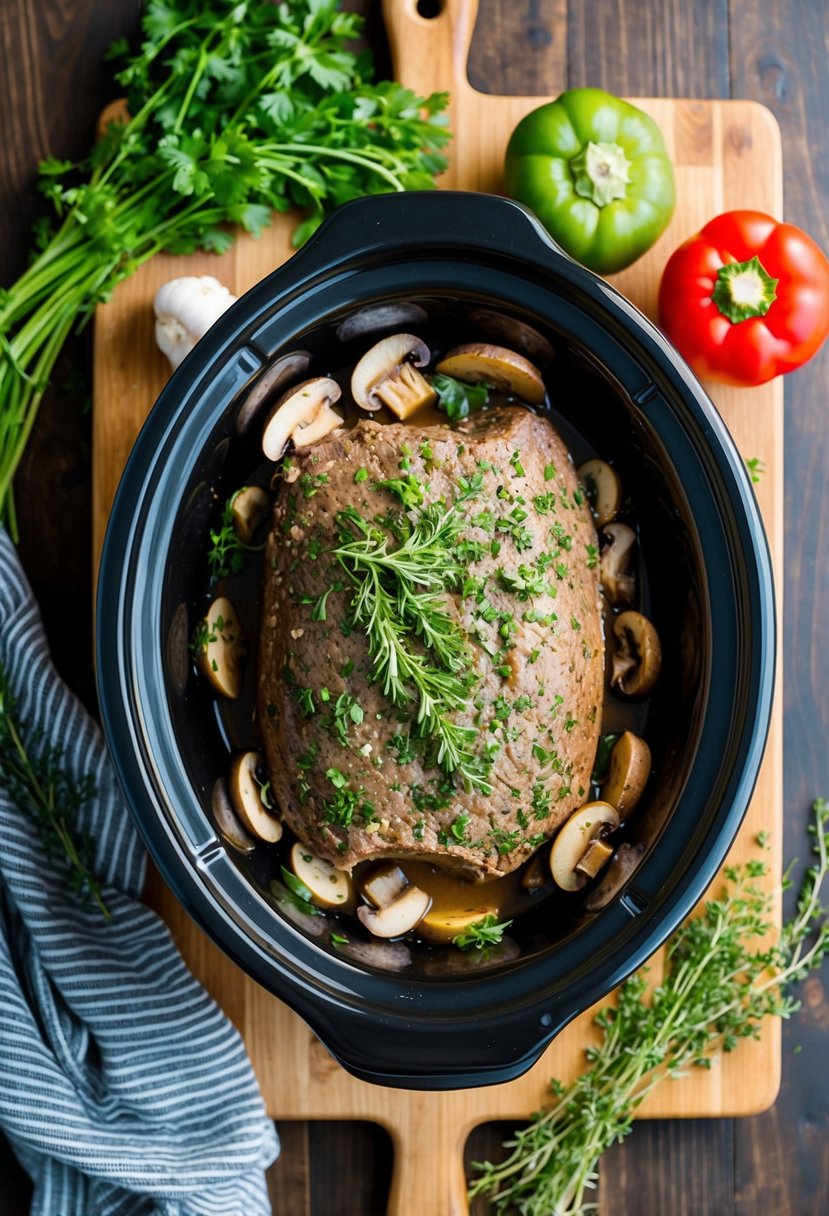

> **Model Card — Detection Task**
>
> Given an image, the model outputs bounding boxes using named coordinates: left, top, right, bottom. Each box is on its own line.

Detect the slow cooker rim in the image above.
left=96, top=192, right=775, bottom=1084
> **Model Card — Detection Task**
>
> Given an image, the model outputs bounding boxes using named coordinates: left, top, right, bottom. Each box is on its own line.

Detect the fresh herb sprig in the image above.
left=0, top=662, right=109, bottom=918
left=432, top=373, right=490, bottom=421
left=469, top=798, right=829, bottom=1215
left=207, top=488, right=264, bottom=581
left=453, top=913, right=513, bottom=951
left=745, top=456, right=766, bottom=484
left=0, top=0, right=450, bottom=536
left=333, top=489, right=492, bottom=790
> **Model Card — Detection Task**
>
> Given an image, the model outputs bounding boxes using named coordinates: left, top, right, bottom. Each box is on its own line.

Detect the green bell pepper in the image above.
left=505, top=87, right=675, bottom=275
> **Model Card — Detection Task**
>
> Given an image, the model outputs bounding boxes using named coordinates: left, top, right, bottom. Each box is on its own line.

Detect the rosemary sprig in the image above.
left=0, top=662, right=109, bottom=918
left=332, top=491, right=491, bottom=791
left=469, top=798, right=829, bottom=1215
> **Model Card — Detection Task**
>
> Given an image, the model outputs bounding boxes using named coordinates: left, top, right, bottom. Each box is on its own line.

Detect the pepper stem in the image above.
left=570, top=141, right=631, bottom=207
left=711, top=256, right=779, bottom=323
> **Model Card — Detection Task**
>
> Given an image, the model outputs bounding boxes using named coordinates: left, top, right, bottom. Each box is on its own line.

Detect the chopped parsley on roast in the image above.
left=258, top=407, right=603, bottom=879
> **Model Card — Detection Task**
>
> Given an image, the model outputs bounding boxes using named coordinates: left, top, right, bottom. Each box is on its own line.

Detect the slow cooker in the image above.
left=96, top=192, right=774, bottom=1090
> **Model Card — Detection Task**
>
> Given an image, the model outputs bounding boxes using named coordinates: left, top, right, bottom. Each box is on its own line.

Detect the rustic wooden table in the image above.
left=1, top=2, right=827, bottom=1213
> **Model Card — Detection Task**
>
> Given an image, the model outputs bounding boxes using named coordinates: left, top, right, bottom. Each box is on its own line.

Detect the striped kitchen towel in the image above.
left=0, top=528, right=279, bottom=1216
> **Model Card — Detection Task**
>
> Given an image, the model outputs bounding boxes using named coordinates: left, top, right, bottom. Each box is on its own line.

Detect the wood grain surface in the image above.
left=2, top=1, right=828, bottom=1214
left=88, top=8, right=785, bottom=1214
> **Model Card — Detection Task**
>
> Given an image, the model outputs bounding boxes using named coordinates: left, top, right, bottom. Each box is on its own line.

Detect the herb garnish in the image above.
left=469, top=799, right=829, bottom=1214
left=745, top=456, right=766, bottom=483
left=591, top=732, right=620, bottom=784
left=207, top=488, right=266, bottom=581
left=453, top=913, right=513, bottom=951
left=332, top=490, right=492, bottom=791
left=0, top=663, right=108, bottom=917
left=431, top=374, right=490, bottom=421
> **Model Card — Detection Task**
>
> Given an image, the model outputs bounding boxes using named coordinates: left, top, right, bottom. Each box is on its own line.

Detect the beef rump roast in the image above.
left=258, top=406, right=603, bottom=880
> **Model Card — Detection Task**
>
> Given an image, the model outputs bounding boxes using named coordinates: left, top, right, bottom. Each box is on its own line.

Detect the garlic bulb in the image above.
left=153, top=275, right=237, bottom=370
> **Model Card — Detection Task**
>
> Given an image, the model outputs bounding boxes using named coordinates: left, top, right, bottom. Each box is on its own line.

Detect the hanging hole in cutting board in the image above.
left=416, top=0, right=444, bottom=18
left=271, top=1121, right=392, bottom=1214
left=466, top=1122, right=530, bottom=1212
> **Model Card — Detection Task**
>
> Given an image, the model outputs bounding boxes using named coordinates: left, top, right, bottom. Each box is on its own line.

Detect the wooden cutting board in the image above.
left=92, top=2, right=783, bottom=1212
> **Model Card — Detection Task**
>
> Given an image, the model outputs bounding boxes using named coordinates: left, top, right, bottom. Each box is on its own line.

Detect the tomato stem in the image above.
left=712, top=256, right=778, bottom=323
left=571, top=141, right=631, bottom=207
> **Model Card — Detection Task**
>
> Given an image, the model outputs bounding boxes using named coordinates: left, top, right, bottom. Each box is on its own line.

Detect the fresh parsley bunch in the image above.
left=0, top=0, right=450, bottom=536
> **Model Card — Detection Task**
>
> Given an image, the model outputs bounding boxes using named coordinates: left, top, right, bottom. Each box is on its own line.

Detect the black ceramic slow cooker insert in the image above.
left=96, top=192, right=774, bottom=1090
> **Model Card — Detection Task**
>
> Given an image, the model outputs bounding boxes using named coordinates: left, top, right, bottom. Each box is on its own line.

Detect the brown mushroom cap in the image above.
left=602, top=731, right=652, bottom=818
left=435, top=342, right=545, bottom=404
left=578, top=459, right=622, bottom=527
left=468, top=309, right=557, bottom=366
left=600, top=523, right=637, bottom=608
left=350, top=333, right=435, bottom=416
left=236, top=350, right=311, bottom=435
left=611, top=611, right=662, bottom=698
left=584, top=842, right=646, bottom=912
left=549, top=801, right=620, bottom=892
left=211, top=778, right=256, bottom=853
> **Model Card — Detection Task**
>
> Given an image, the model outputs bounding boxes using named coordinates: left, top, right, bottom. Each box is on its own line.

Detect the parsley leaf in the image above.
left=431, top=374, right=490, bottom=421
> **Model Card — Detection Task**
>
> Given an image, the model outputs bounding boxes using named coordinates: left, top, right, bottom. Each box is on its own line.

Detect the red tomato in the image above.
left=658, top=210, right=829, bottom=386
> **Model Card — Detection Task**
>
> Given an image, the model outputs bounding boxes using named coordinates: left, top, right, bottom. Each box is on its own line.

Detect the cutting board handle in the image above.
left=383, top=0, right=479, bottom=108
left=384, top=1114, right=474, bottom=1216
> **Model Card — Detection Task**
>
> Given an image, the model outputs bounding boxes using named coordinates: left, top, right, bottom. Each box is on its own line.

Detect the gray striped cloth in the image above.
left=0, top=530, right=279, bottom=1215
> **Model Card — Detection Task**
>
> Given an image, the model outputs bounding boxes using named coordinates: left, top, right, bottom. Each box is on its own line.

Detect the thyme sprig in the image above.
left=332, top=490, right=492, bottom=791
left=0, top=662, right=109, bottom=918
left=207, top=488, right=264, bottom=581
left=469, top=798, right=829, bottom=1215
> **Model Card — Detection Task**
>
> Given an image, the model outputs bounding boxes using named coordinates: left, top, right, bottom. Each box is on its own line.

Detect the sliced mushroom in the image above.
left=420, top=935, right=521, bottom=975
left=469, top=308, right=556, bottom=366
left=435, top=342, right=545, bottom=404
left=418, top=904, right=500, bottom=944
left=357, top=885, right=432, bottom=939
left=360, top=863, right=409, bottom=910
left=236, top=350, right=311, bottom=435
left=578, top=459, right=622, bottom=527
left=262, top=377, right=343, bottom=461
left=228, top=751, right=282, bottom=843
left=196, top=596, right=246, bottom=698
left=549, top=801, right=620, bottom=892
left=211, top=778, right=256, bottom=853
left=611, top=611, right=662, bottom=698
left=290, top=841, right=352, bottom=908
left=584, top=842, right=646, bottom=912
left=351, top=333, right=436, bottom=418
left=335, top=937, right=412, bottom=971
left=600, top=523, right=637, bottom=607
left=336, top=302, right=428, bottom=342
left=521, top=851, right=550, bottom=890
left=231, top=485, right=269, bottom=545
left=269, top=879, right=327, bottom=937
left=602, top=731, right=652, bottom=819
